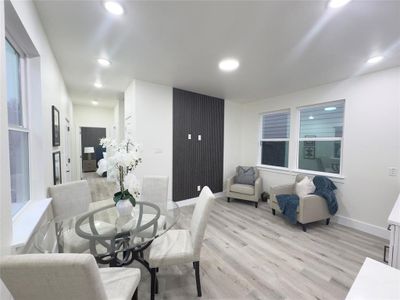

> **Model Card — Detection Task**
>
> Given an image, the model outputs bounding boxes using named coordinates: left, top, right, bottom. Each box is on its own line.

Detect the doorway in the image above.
left=80, top=127, right=106, bottom=174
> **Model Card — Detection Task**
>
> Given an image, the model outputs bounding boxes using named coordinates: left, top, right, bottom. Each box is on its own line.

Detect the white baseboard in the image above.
left=167, top=191, right=226, bottom=209
left=333, top=214, right=389, bottom=240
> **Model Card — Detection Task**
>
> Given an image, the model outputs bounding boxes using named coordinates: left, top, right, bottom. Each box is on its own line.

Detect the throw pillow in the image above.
left=295, top=176, right=316, bottom=199
left=235, top=166, right=256, bottom=185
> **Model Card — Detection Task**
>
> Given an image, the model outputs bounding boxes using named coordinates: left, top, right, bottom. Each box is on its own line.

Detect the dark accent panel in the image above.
left=81, top=127, right=106, bottom=165
left=173, top=88, right=224, bottom=201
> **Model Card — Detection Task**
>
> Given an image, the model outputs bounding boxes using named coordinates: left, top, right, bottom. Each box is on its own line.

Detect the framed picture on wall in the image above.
left=53, top=151, right=62, bottom=185
left=52, top=105, right=60, bottom=146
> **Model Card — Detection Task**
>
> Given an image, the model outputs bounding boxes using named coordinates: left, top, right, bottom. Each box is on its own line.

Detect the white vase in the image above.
left=116, top=199, right=133, bottom=217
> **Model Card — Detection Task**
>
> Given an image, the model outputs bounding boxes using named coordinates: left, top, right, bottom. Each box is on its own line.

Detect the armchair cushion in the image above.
left=230, top=183, right=255, bottom=195
left=235, top=166, right=257, bottom=185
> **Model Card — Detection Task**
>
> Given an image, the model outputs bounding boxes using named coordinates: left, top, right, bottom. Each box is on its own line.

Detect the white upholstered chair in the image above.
left=0, top=253, right=141, bottom=300
left=148, top=186, right=215, bottom=299
left=123, top=176, right=169, bottom=237
left=49, top=180, right=115, bottom=253
left=0, top=279, right=13, bottom=300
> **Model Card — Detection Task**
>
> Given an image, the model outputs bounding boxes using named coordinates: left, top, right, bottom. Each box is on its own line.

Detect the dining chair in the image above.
left=124, top=176, right=169, bottom=237
left=0, top=278, right=14, bottom=300
left=0, top=253, right=141, bottom=300
left=148, top=186, right=215, bottom=299
left=49, top=180, right=115, bottom=252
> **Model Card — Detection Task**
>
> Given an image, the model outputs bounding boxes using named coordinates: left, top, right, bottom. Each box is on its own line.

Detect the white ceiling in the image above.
left=34, top=0, right=400, bottom=106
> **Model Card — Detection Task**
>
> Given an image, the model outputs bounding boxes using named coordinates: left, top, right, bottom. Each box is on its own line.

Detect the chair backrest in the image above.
left=0, top=254, right=107, bottom=300
left=0, top=279, right=14, bottom=300
left=141, top=176, right=169, bottom=214
left=190, top=186, right=215, bottom=258
left=49, top=180, right=91, bottom=222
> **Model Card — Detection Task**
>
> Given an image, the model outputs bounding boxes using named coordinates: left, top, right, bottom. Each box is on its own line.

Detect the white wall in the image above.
left=124, top=80, right=174, bottom=200
left=113, top=98, right=124, bottom=142
left=124, top=80, right=243, bottom=202
left=72, top=104, right=115, bottom=180
left=238, top=67, right=400, bottom=236
left=0, top=0, right=12, bottom=256
left=0, top=0, right=74, bottom=254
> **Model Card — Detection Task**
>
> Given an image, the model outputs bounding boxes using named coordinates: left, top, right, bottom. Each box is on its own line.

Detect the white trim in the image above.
left=333, top=214, right=389, bottom=240
left=11, top=198, right=52, bottom=251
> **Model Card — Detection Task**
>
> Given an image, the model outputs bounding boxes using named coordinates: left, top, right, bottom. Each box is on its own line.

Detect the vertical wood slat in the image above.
left=173, top=88, right=224, bottom=202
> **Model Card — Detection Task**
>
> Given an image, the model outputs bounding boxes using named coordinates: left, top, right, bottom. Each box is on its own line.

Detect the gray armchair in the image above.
left=226, top=167, right=263, bottom=208
left=270, top=174, right=331, bottom=231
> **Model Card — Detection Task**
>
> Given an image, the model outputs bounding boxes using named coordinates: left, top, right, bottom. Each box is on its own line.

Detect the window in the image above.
left=260, top=111, right=290, bottom=167
left=298, top=100, right=345, bottom=174
left=6, top=38, right=30, bottom=216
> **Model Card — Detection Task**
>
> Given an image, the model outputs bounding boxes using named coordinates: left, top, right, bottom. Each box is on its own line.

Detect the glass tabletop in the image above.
left=34, top=199, right=180, bottom=264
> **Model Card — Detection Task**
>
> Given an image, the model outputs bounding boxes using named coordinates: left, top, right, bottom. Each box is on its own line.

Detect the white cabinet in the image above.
left=388, top=193, right=400, bottom=269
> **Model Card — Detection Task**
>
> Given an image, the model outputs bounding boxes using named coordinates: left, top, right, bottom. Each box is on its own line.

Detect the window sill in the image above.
left=11, top=198, right=52, bottom=251
left=257, top=165, right=345, bottom=182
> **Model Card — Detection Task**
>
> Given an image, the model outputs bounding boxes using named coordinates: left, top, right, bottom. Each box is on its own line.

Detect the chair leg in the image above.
left=132, top=288, right=138, bottom=300
left=302, top=224, right=307, bottom=232
left=193, top=261, right=202, bottom=297
left=255, top=202, right=258, bottom=208
left=150, top=268, right=157, bottom=300
left=272, top=209, right=276, bottom=215
left=326, top=218, right=330, bottom=225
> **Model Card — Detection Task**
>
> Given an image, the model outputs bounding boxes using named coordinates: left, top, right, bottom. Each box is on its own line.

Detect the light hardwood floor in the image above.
left=85, top=176, right=387, bottom=300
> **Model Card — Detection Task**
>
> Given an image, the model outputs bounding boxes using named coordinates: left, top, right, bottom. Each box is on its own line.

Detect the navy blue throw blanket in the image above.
left=312, top=176, right=338, bottom=215
left=276, top=194, right=299, bottom=224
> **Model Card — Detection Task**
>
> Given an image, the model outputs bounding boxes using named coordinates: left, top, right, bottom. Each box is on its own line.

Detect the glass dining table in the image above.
left=34, top=199, right=180, bottom=274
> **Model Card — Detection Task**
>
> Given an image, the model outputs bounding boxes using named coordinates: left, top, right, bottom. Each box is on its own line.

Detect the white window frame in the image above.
left=6, top=33, right=32, bottom=218
left=295, top=100, right=345, bottom=177
left=258, top=109, right=291, bottom=170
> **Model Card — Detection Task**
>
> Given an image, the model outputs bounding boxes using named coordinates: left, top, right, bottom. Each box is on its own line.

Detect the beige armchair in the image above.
left=270, top=174, right=331, bottom=231
left=226, top=167, right=263, bottom=208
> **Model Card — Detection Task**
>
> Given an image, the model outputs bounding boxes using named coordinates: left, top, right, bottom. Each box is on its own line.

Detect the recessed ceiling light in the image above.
left=367, top=56, right=384, bottom=64
left=92, top=100, right=99, bottom=106
left=104, top=1, right=124, bottom=15
left=97, top=58, right=111, bottom=67
left=308, top=116, right=314, bottom=120
left=324, top=107, right=337, bottom=111
left=328, top=0, right=351, bottom=8
left=219, top=58, right=239, bottom=72
left=94, top=81, right=103, bottom=88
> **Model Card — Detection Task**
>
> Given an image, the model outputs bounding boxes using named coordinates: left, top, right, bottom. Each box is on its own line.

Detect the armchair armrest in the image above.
left=226, top=176, right=236, bottom=192
left=254, top=177, right=263, bottom=200
left=298, top=194, right=330, bottom=223
left=270, top=184, right=294, bottom=203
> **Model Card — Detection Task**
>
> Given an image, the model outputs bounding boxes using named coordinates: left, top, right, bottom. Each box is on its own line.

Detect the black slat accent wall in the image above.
left=173, top=88, right=224, bottom=201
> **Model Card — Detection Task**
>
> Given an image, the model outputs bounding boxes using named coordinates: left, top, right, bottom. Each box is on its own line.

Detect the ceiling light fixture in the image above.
left=324, top=107, right=337, bottom=111
left=328, top=0, right=351, bottom=8
left=367, top=55, right=384, bottom=64
left=308, top=116, right=314, bottom=120
left=97, top=58, right=111, bottom=67
left=94, top=81, right=103, bottom=88
left=104, top=1, right=124, bottom=15
left=92, top=100, right=99, bottom=106
left=219, top=58, right=239, bottom=72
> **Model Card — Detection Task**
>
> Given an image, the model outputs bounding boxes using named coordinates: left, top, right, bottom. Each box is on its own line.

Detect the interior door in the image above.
left=64, top=119, right=72, bottom=182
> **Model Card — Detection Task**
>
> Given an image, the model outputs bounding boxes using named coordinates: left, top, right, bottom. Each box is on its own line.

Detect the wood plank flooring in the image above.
left=85, top=176, right=387, bottom=300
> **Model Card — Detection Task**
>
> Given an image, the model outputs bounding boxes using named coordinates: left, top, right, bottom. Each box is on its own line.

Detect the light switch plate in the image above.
left=197, top=185, right=201, bottom=191
left=198, top=135, right=202, bottom=141
left=188, top=134, right=191, bottom=140
left=389, top=167, right=398, bottom=177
